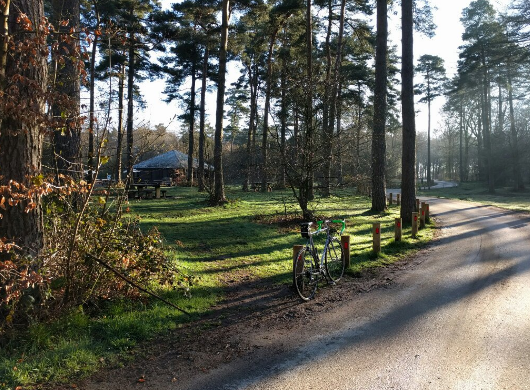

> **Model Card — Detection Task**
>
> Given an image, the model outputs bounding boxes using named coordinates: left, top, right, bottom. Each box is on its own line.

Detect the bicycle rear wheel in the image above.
left=293, top=246, right=318, bottom=301
left=325, top=236, right=345, bottom=283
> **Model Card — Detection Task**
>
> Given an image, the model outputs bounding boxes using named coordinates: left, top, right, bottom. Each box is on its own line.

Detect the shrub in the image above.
left=1, top=178, right=187, bottom=334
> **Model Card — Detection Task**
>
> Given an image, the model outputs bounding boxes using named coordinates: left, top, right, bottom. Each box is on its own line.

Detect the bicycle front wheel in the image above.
left=325, top=237, right=345, bottom=283
left=293, top=246, right=318, bottom=301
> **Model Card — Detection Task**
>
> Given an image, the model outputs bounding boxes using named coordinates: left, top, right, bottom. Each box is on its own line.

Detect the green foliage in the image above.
left=42, top=193, right=186, bottom=307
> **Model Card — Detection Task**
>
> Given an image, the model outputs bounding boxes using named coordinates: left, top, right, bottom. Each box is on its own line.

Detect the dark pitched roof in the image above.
left=134, top=150, right=210, bottom=170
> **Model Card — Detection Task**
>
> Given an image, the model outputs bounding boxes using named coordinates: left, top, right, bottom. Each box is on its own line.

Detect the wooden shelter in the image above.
left=133, top=150, right=211, bottom=185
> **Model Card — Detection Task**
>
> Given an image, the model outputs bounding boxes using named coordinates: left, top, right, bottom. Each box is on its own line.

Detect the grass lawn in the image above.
left=0, top=186, right=434, bottom=389
left=419, top=181, right=530, bottom=213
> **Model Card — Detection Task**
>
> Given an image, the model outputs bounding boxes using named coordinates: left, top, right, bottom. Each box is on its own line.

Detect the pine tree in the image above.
left=0, top=0, right=48, bottom=257
left=415, top=54, right=447, bottom=189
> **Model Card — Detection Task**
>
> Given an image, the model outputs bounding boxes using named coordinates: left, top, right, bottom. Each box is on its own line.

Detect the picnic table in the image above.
left=130, top=182, right=169, bottom=199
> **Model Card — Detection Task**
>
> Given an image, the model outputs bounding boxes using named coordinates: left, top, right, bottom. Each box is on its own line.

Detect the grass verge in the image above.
left=0, top=186, right=435, bottom=389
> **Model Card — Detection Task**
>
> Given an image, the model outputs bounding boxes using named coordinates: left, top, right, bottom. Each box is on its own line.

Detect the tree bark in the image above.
left=321, top=0, right=333, bottom=197
left=213, top=0, right=229, bottom=204
left=0, top=0, right=47, bottom=257
left=279, top=56, right=287, bottom=189
left=52, top=0, right=81, bottom=178
left=126, top=8, right=135, bottom=186
left=88, top=1, right=99, bottom=181
left=0, top=0, right=9, bottom=98
left=304, top=0, right=313, bottom=205
left=261, top=30, right=279, bottom=193
left=187, top=61, right=196, bottom=186
left=481, top=54, right=494, bottom=193
left=242, top=62, right=256, bottom=191
left=459, top=101, right=464, bottom=182
left=508, top=71, right=523, bottom=190
left=115, top=64, right=125, bottom=183
left=400, top=0, right=416, bottom=223
left=198, top=47, right=209, bottom=192
left=371, top=0, right=388, bottom=212
left=427, top=93, right=431, bottom=188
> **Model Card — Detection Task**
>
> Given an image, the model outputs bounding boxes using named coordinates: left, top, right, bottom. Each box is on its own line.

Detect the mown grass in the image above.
left=0, top=186, right=435, bottom=390
left=419, top=181, right=530, bottom=213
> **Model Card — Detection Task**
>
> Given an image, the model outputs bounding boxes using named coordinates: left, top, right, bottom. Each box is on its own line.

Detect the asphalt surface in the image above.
left=185, top=197, right=530, bottom=389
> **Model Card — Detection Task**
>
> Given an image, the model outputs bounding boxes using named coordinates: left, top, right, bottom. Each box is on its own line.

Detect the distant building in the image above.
left=133, top=150, right=211, bottom=184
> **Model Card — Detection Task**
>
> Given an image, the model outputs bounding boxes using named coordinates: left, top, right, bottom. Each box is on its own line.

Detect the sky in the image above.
left=138, top=0, right=513, bottom=137
left=410, top=0, right=511, bottom=135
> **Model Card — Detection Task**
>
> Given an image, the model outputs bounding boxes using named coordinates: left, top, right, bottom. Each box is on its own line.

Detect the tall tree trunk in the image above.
left=355, top=84, right=362, bottom=174
left=323, top=0, right=346, bottom=197
left=198, top=47, right=209, bottom=192
left=0, top=0, right=9, bottom=100
left=52, top=0, right=81, bottom=178
left=88, top=1, right=100, bottom=181
left=497, top=81, right=503, bottom=134
left=213, top=0, right=229, bottom=204
left=400, top=0, right=416, bottom=223
left=262, top=31, right=279, bottom=193
left=481, top=56, right=494, bottom=193
left=303, top=0, right=314, bottom=209
left=427, top=94, right=431, bottom=188
left=279, top=57, right=287, bottom=189
left=321, top=0, right=333, bottom=197
left=371, top=0, right=388, bottom=212
left=0, top=0, right=47, bottom=257
left=187, top=62, right=196, bottom=186
left=508, top=71, right=523, bottom=190
left=464, top=119, right=470, bottom=182
left=336, top=82, right=344, bottom=185
left=477, top=107, right=484, bottom=181
left=459, top=101, right=464, bottom=182
left=126, top=9, right=135, bottom=186
left=115, top=64, right=125, bottom=183
left=243, top=62, right=257, bottom=191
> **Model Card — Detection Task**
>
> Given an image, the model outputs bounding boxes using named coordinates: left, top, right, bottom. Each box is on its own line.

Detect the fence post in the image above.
left=373, top=222, right=381, bottom=254
left=395, top=218, right=402, bottom=242
left=396, top=193, right=401, bottom=206
left=420, top=202, right=426, bottom=229
left=341, top=235, right=350, bottom=268
left=388, top=193, right=393, bottom=206
left=412, top=212, right=419, bottom=238
left=416, top=198, right=420, bottom=212
left=425, top=203, right=430, bottom=223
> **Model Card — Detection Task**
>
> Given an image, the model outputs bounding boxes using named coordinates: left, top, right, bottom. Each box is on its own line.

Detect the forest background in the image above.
left=1, top=0, right=530, bottom=386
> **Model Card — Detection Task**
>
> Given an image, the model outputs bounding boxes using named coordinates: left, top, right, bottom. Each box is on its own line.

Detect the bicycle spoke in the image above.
left=293, top=247, right=318, bottom=301
left=325, top=237, right=345, bottom=283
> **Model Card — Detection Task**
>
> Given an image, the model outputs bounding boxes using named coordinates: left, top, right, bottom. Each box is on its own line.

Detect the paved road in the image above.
left=187, top=197, right=530, bottom=389
left=387, top=180, right=458, bottom=195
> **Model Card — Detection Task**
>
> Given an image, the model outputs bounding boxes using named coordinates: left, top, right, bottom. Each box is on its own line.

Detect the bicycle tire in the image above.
left=293, top=246, right=318, bottom=301
left=325, top=236, right=345, bottom=283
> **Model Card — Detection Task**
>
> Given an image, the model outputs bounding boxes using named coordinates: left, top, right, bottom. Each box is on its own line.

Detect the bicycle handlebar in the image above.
left=316, top=219, right=346, bottom=235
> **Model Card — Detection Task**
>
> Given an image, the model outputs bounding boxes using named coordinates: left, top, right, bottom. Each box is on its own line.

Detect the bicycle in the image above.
left=293, top=219, right=346, bottom=301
